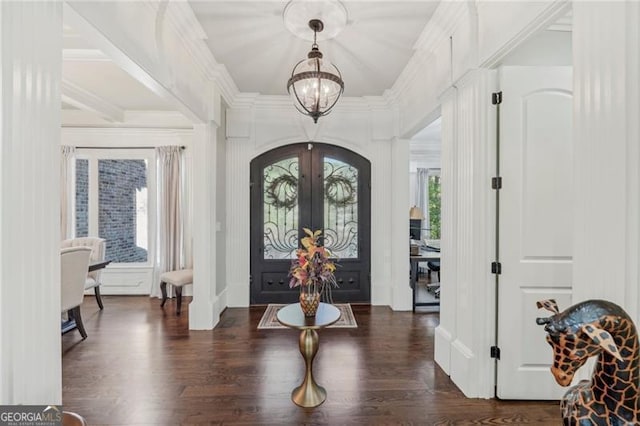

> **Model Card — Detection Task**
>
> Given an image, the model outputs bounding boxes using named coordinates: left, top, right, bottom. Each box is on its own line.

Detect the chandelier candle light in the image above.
left=287, top=19, right=344, bottom=123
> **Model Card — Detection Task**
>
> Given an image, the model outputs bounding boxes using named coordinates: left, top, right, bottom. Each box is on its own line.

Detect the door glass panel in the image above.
left=323, top=157, right=358, bottom=258
left=98, top=159, right=149, bottom=263
left=263, top=157, right=299, bottom=259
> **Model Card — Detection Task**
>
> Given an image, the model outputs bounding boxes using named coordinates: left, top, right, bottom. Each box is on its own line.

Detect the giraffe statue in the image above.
left=536, top=299, right=640, bottom=425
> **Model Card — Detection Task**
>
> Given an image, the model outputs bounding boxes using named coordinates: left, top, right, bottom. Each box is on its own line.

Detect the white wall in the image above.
left=500, top=30, right=572, bottom=66
left=225, top=97, right=407, bottom=308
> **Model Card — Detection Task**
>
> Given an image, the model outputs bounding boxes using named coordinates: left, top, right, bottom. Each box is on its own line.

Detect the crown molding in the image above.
left=479, top=0, right=571, bottom=68
left=232, top=93, right=260, bottom=109
left=414, top=1, right=469, bottom=52
left=387, top=49, right=431, bottom=105
left=389, top=1, right=470, bottom=110
left=160, top=0, right=240, bottom=107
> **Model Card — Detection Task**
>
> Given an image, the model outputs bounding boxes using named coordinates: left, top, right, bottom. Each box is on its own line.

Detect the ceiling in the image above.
left=190, top=1, right=439, bottom=97
left=61, top=1, right=440, bottom=126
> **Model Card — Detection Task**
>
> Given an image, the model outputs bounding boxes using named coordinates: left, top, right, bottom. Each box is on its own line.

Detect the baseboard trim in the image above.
left=450, top=338, right=481, bottom=398
left=434, top=325, right=453, bottom=375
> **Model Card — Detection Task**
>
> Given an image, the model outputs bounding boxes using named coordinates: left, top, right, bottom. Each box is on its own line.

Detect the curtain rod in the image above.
left=75, top=146, right=186, bottom=150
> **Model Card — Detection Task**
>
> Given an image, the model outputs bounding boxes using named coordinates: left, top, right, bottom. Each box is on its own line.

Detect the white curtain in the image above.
left=415, top=168, right=429, bottom=240
left=152, top=146, right=184, bottom=298
left=60, top=146, right=76, bottom=240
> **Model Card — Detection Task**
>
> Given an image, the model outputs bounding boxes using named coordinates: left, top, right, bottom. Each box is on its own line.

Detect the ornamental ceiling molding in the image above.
left=413, top=1, right=470, bottom=53
left=388, top=1, right=469, bottom=104
left=479, top=0, right=571, bottom=68
left=156, top=0, right=241, bottom=108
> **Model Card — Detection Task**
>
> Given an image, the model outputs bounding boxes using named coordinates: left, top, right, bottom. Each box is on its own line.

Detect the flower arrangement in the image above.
left=289, top=228, right=338, bottom=301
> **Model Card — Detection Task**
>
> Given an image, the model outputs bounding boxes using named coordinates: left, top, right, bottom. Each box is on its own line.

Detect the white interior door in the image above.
left=496, top=66, right=573, bottom=399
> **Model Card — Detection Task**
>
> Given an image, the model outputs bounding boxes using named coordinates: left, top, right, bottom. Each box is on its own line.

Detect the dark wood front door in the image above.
left=250, top=143, right=371, bottom=304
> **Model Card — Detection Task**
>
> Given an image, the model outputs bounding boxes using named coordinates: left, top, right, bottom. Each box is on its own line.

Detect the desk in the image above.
left=277, top=303, right=340, bottom=407
left=410, top=250, right=440, bottom=312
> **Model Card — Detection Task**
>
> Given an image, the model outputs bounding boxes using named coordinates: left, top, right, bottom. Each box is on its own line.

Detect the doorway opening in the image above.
left=410, top=117, right=442, bottom=312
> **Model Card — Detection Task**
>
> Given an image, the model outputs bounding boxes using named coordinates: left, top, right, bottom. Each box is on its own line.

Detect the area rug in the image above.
left=257, top=303, right=358, bottom=329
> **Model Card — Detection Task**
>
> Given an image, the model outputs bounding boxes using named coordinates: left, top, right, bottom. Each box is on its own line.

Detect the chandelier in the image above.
left=287, top=19, right=344, bottom=123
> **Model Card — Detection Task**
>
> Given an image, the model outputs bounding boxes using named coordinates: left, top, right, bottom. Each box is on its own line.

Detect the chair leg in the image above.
left=176, top=286, right=183, bottom=316
left=72, top=306, right=87, bottom=340
left=160, top=281, right=167, bottom=307
left=94, top=285, right=104, bottom=310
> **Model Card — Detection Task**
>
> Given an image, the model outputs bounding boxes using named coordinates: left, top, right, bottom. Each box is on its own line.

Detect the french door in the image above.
left=250, top=143, right=371, bottom=304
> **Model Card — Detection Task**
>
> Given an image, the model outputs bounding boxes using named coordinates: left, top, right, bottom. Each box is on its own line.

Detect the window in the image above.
left=427, top=169, right=441, bottom=240
left=75, top=151, right=155, bottom=265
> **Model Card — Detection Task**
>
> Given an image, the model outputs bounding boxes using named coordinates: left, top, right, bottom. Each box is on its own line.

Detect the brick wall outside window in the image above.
left=75, top=158, right=149, bottom=263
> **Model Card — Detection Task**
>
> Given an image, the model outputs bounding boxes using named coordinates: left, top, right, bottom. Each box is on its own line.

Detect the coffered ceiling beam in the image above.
left=63, top=2, right=206, bottom=123
left=61, top=79, right=124, bottom=123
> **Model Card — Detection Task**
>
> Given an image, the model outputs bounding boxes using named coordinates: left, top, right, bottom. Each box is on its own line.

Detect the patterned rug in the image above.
left=257, top=303, right=358, bottom=329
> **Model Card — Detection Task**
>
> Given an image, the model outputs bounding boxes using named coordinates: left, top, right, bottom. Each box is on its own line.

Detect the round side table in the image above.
left=277, top=302, right=341, bottom=407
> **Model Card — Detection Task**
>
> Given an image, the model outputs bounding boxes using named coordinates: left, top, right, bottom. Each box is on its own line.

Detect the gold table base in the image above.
left=291, top=328, right=326, bottom=407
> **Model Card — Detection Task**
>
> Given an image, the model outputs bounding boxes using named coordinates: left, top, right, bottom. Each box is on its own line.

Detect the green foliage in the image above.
left=428, top=176, right=441, bottom=239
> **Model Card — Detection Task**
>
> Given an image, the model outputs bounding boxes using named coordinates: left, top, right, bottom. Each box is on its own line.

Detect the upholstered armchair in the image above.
left=61, top=246, right=92, bottom=339
left=61, top=237, right=107, bottom=309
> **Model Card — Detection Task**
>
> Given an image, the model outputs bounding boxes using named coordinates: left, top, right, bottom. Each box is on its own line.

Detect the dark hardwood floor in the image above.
left=62, top=295, right=561, bottom=425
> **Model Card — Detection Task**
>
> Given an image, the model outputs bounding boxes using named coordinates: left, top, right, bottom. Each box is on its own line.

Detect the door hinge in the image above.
left=491, top=262, right=502, bottom=275
left=491, top=177, right=502, bottom=190
left=490, top=346, right=501, bottom=359
left=492, top=91, right=502, bottom=105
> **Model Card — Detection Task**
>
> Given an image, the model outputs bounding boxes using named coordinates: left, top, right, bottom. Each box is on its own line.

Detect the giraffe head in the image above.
left=536, top=299, right=625, bottom=386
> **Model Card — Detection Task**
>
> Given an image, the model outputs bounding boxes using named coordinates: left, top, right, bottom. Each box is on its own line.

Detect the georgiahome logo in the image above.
left=0, top=405, right=62, bottom=426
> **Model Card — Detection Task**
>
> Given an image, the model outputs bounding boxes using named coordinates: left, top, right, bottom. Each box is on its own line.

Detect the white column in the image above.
left=225, top=135, right=252, bottom=307
left=572, top=1, right=640, bottom=320
left=434, top=87, right=457, bottom=376
left=0, top=2, right=62, bottom=404
left=390, top=138, right=412, bottom=310
left=435, top=69, right=496, bottom=398
left=189, top=123, right=218, bottom=329
left=450, top=69, right=496, bottom=398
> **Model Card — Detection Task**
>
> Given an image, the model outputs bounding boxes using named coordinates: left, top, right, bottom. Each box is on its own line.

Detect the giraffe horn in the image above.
left=536, top=299, right=560, bottom=314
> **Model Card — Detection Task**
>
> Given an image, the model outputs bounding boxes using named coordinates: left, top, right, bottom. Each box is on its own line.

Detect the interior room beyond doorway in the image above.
left=410, top=117, right=442, bottom=312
